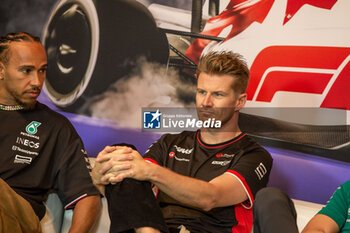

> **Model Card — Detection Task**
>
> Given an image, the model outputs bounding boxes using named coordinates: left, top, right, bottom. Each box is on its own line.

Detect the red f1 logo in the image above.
left=247, top=46, right=350, bottom=110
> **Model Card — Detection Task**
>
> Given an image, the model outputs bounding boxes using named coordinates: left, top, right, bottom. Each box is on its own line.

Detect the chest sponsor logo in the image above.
left=26, top=121, right=41, bottom=135
left=255, top=163, right=268, bottom=180
left=215, top=153, right=235, bottom=158
left=212, top=160, right=231, bottom=166
left=12, top=145, right=39, bottom=156
left=14, top=155, right=32, bottom=164
left=16, top=137, right=40, bottom=149
left=174, top=156, right=189, bottom=162
left=173, top=145, right=193, bottom=154
left=168, top=151, right=189, bottom=162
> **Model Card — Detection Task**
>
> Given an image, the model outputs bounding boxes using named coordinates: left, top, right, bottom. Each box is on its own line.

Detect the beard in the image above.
left=17, top=98, right=37, bottom=110
left=10, top=88, right=40, bottom=110
left=197, top=107, right=235, bottom=127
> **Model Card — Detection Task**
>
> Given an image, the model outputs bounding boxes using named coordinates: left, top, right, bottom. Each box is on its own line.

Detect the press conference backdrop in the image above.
left=1, top=1, right=350, bottom=204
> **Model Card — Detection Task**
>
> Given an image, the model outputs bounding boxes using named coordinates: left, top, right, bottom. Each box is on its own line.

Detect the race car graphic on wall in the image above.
left=41, top=0, right=350, bottom=162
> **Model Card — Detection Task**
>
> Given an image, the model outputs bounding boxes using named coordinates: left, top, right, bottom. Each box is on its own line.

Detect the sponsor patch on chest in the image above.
left=211, top=160, right=231, bottom=166
left=173, top=145, right=193, bottom=154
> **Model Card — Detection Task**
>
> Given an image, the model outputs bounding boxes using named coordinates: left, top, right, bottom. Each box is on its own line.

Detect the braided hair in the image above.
left=0, top=32, right=41, bottom=66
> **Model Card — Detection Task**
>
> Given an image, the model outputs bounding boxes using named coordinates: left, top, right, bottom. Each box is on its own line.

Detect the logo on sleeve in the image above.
left=26, top=121, right=41, bottom=135
left=255, top=163, right=267, bottom=180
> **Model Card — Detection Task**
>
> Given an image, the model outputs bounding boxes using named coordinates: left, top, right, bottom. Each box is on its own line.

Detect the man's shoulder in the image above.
left=239, top=134, right=272, bottom=157
left=35, top=102, right=79, bottom=136
left=36, top=102, right=71, bottom=124
left=340, top=179, right=350, bottom=192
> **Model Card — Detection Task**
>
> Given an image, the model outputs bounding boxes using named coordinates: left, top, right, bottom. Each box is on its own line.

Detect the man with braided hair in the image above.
left=0, top=32, right=101, bottom=233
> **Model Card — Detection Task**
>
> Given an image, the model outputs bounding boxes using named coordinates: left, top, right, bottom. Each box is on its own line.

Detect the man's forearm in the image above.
left=148, top=163, right=216, bottom=210
left=97, top=149, right=247, bottom=211
left=301, top=214, right=339, bottom=233
left=144, top=162, right=246, bottom=211
left=68, top=195, right=101, bottom=233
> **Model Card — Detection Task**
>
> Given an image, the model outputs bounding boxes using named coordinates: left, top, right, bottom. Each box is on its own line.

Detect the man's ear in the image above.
left=235, top=93, right=247, bottom=111
left=0, top=62, right=5, bottom=80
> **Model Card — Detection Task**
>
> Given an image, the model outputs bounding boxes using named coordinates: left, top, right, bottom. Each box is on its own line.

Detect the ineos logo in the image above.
left=16, top=137, right=40, bottom=149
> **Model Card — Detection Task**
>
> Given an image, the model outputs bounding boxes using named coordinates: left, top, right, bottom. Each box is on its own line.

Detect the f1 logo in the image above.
left=247, top=46, right=350, bottom=110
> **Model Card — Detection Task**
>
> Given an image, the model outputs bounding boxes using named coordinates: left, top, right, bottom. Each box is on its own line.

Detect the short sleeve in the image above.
left=317, top=180, right=350, bottom=230
left=54, top=123, right=99, bottom=209
left=143, top=134, right=168, bottom=165
left=225, top=148, right=272, bottom=208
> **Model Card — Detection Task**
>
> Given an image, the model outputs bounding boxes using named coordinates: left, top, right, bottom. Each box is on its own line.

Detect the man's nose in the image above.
left=31, top=72, right=44, bottom=87
left=202, top=94, right=213, bottom=107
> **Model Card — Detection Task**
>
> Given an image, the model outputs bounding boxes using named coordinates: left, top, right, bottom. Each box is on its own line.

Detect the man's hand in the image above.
left=96, top=147, right=151, bottom=184
left=94, top=146, right=248, bottom=212
left=91, top=146, right=118, bottom=186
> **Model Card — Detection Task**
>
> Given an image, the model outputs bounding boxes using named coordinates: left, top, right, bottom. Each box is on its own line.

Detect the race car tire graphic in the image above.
left=42, top=0, right=169, bottom=112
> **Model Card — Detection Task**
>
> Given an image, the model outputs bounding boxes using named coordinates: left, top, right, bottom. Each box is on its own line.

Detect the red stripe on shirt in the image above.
left=226, top=170, right=254, bottom=233
left=232, top=204, right=253, bottom=233
left=144, top=158, right=160, bottom=197
left=64, top=193, right=88, bottom=209
left=144, top=158, right=159, bottom=165
left=226, top=170, right=254, bottom=207
left=196, top=131, right=246, bottom=149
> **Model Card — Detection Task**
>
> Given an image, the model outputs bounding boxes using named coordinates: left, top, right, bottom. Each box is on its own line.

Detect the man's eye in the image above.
left=39, top=68, right=47, bottom=73
left=21, top=69, right=31, bottom=73
left=197, top=90, right=206, bottom=95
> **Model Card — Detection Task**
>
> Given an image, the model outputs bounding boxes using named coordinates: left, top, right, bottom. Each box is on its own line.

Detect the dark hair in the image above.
left=0, top=32, right=41, bottom=65
left=111, top=143, right=138, bottom=151
left=196, top=51, right=250, bottom=94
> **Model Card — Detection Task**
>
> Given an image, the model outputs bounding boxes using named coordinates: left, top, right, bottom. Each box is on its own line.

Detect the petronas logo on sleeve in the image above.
left=26, top=121, right=41, bottom=135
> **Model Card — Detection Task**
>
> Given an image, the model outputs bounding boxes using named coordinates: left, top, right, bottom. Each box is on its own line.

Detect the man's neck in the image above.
left=0, top=99, right=36, bottom=111
left=199, top=112, right=243, bottom=144
left=0, top=101, right=25, bottom=111
left=199, top=126, right=242, bottom=145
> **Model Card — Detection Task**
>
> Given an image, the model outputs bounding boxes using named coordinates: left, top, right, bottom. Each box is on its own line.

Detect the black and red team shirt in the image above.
left=143, top=130, right=273, bottom=233
left=0, top=102, right=99, bottom=219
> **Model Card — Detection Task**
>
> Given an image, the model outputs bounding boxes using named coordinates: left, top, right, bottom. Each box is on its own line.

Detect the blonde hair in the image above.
left=196, top=51, right=250, bottom=94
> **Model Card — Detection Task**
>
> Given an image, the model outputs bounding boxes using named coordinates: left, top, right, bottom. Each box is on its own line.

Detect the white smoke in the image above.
left=85, top=60, right=196, bottom=128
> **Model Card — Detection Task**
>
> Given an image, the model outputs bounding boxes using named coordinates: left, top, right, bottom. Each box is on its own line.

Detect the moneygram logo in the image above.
left=142, top=108, right=222, bottom=132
